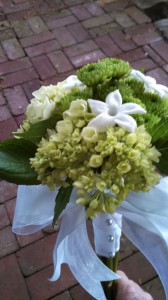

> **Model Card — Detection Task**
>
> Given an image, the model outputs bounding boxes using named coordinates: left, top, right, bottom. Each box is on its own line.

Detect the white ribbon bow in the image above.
left=13, top=177, right=168, bottom=300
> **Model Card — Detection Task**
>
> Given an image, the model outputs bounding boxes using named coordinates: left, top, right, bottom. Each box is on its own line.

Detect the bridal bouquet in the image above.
left=0, top=58, right=168, bottom=300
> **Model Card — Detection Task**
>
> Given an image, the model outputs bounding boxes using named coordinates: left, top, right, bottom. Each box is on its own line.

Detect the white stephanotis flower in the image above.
left=128, top=69, right=168, bottom=98
left=87, top=90, right=146, bottom=132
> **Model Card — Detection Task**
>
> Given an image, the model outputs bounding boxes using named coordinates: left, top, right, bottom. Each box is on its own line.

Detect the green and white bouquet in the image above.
left=0, top=58, right=168, bottom=300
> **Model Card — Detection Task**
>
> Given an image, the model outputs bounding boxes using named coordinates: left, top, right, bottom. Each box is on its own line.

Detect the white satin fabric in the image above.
left=12, top=177, right=168, bottom=300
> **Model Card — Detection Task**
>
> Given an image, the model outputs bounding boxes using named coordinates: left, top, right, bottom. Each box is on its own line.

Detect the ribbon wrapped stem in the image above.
left=93, top=212, right=122, bottom=299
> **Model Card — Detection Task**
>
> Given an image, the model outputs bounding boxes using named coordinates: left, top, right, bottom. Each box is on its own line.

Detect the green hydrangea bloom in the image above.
left=31, top=98, right=160, bottom=218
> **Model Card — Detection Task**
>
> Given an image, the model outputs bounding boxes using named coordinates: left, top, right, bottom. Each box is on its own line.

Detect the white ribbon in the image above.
left=12, top=177, right=168, bottom=300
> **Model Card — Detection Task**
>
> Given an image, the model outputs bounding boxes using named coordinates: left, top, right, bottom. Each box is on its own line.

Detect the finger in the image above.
left=117, top=270, right=129, bottom=280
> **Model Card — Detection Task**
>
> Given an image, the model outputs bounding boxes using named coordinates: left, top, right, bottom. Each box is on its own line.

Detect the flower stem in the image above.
left=100, top=251, right=119, bottom=300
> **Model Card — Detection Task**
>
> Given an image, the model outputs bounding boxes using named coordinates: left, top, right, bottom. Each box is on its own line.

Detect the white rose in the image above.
left=26, top=96, right=55, bottom=124
left=57, top=75, right=85, bottom=91
left=128, top=69, right=168, bottom=98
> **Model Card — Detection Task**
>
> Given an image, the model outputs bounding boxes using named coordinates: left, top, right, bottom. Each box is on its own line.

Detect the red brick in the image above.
left=146, top=68, right=168, bottom=86
left=2, top=67, right=38, bottom=88
left=131, top=58, right=156, bottom=72
left=22, top=78, right=41, bottom=100
left=42, top=72, right=74, bottom=86
left=4, top=2, right=32, bottom=13
left=0, top=57, right=32, bottom=76
left=26, top=265, right=76, bottom=300
left=0, top=28, right=16, bottom=41
left=17, top=231, right=44, bottom=247
left=5, top=197, right=16, bottom=223
left=64, top=0, right=86, bottom=5
left=4, top=85, right=29, bottom=116
left=31, top=0, right=50, bottom=15
left=2, top=38, right=25, bottom=60
left=112, top=11, right=135, bottom=28
left=53, top=27, right=76, bottom=47
left=0, top=254, right=30, bottom=300
left=0, top=181, right=17, bottom=203
left=25, top=39, right=60, bottom=57
left=0, top=44, right=7, bottom=62
left=95, top=35, right=122, bottom=56
left=0, top=92, right=6, bottom=105
left=110, top=30, right=136, bottom=51
left=12, top=19, right=33, bottom=38
left=125, top=6, right=151, bottom=24
left=45, top=0, right=65, bottom=9
left=15, top=114, right=25, bottom=126
left=27, top=16, right=47, bottom=34
left=51, top=291, right=72, bottom=300
left=13, top=0, right=29, bottom=3
left=143, top=277, right=165, bottom=300
left=70, top=5, right=91, bottom=21
left=64, top=40, right=98, bottom=58
left=0, top=204, right=10, bottom=228
left=17, top=233, right=57, bottom=275
left=120, top=234, right=138, bottom=260
left=47, top=15, right=77, bottom=30
left=67, top=23, right=90, bottom=42
left=119, top=251, right=156, bottom=284
left=31, top=55, right=56, bottom=80
left=126, top=23, right=162, bottom=46
left=82, top=14, right=112, bottom=29
left=163, top=64, right=168, bottom=73
left=0, top=118, right=18, bottom=140
left=0, top=226, right=19, bottom=257
left=70, top=285, right=93, bottom=300
left=150, top=40, right=168, bottom=63
left=143, top=45, right=165, bottom=67
left=48, top=51, right=73, bottom=73
left=42, top=8, right=71, bottom=22
left=20, top=31, right=55, bottom=47
left=117, top=48, right=146, bottom=63
left=84, top=2, right=104, bottom=16
left=0, top=105, right=11, bottom=121
left=7, top=8, right=37, bottom=22
left=70, top=49, right=105, bottom=68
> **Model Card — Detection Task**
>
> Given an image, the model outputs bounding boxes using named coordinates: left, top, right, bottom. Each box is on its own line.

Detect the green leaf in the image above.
left=0, top=139, right=39, bottom=185
left=15, top=115, right=62, bottom=144
left=152, top=119, right=168, bottom=144
left=155, top=141, right=168, bottom=175
left=52, top=180, right=73, bottom=226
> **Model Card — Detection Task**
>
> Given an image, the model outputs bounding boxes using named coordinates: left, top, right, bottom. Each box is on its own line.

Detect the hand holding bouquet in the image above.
left=0, top=58, right=168, bottom=300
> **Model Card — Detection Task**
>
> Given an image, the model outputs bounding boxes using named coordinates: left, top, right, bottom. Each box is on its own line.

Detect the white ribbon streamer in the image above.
left=12, top=177, right=168, bottom=300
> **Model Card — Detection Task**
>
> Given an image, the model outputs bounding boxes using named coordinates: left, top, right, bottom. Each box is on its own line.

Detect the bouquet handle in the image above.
left=93, top=212, right=122, bottom=299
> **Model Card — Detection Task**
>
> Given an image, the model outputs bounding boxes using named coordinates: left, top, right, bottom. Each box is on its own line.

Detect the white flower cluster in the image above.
left=26, top=76, right=85, bottom=124
left=129, top=69, right=168, bottom=98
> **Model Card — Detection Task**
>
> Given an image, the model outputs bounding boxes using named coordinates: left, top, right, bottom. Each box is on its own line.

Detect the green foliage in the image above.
left=0, top=139, right=39, bottom=184
left=54, top=87, right=93, bottom=114
left=77, top=58, right=131, bottom=87
left=52, top=179, right=73, bottom=225
left=151, top=119, right=168, bottom=175
left=15, top=115, right=62, bottom=144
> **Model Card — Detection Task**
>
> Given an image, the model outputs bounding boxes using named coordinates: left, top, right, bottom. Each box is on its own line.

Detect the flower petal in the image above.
left=88, top=99, right=108, bottom=115
left=106, top=90, right=122, bottom=116
left=120, top=103, right=146, bottom=115
left=113, top=113, right=137, bottom=132
left=88, top=113, right=115, bottom=132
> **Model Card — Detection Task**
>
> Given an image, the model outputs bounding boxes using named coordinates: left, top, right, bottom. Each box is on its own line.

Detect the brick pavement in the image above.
left=0, top=0, right=167, bottom=299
